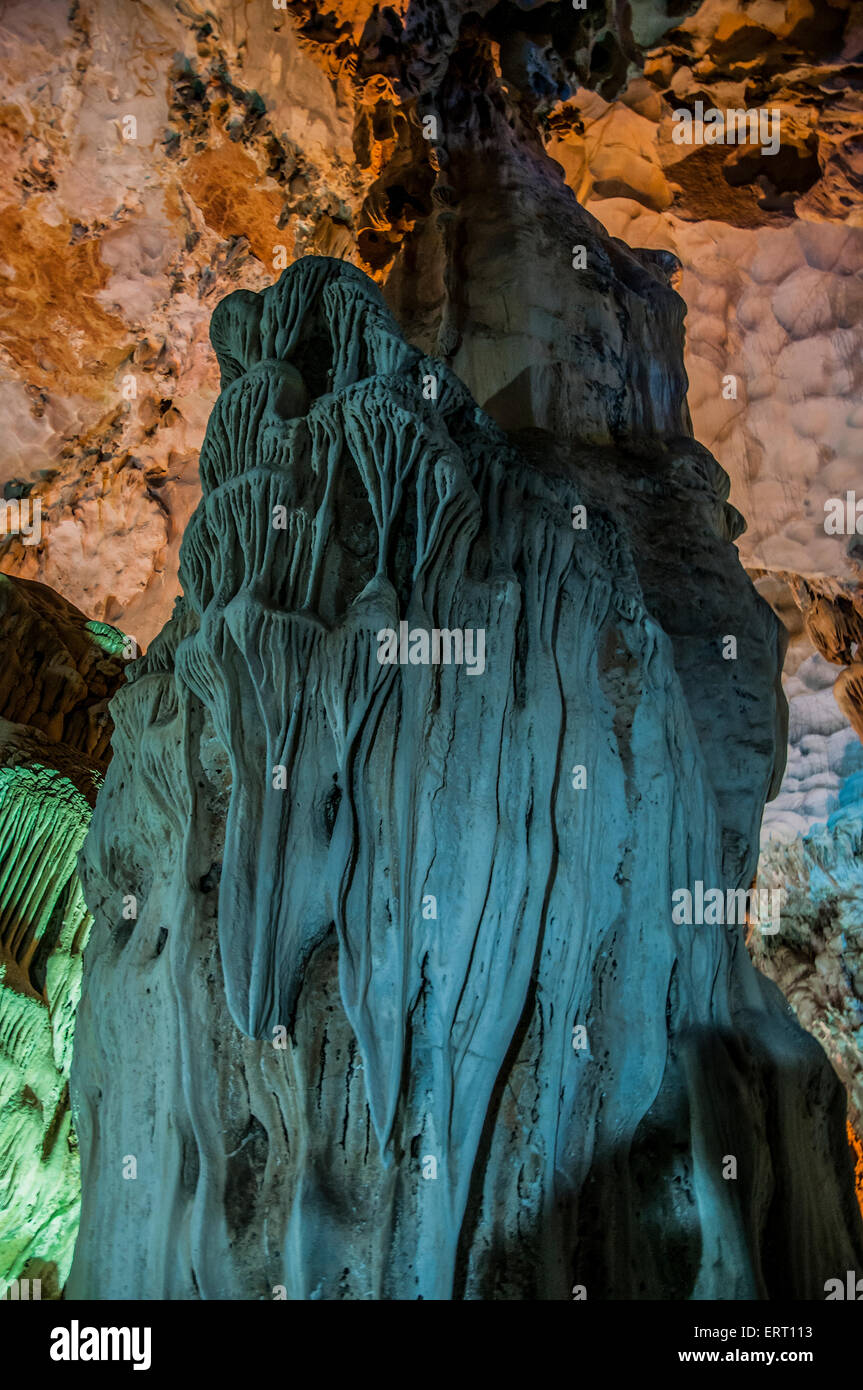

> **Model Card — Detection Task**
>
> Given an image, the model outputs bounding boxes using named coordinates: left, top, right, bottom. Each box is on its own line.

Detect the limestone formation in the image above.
left=69, top=258, right=863, bottom=1300
left=755, top=770, right=863, bottom=1168
left=0, top=576, right=126, bottom=1297
left=1, top=0, right=862, bottom=1299
left=2, top=0, right=862, bottom=832
left=2, top=0, right=860, bottom=653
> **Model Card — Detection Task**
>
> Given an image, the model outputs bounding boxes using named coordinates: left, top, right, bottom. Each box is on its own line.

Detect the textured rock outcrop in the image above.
left=69, top=258, right=862, bottom=1300
left=2, top=0, right=861, bottom=804
left=545, top=1, right=863, bottom=743
left=762, top=647, right=863, bottom=847
left=534, top=0, right=863, bottom=1151
left=755, top=768, right=863, bottom=1155
left=0, top=576, right=125, bottom=1296
left=755, top=607, right=863, bottom=1217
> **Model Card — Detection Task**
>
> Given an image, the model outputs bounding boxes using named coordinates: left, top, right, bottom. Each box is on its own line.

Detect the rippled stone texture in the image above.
left=0, top=575, right=125, bottom=1296
left=69, top=258, right=863, bottom=1300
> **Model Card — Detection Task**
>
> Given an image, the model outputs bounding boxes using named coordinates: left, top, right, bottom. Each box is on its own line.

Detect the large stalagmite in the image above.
left=69, top=256, right=863, bottom=1300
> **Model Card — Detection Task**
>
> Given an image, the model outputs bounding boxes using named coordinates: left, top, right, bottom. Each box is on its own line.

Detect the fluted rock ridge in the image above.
left=69, top=257, right=863, bottom=1300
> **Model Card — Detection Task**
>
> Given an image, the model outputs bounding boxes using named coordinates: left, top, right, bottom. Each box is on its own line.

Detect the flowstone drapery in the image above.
left=69, top=258, right=863, bottom=1300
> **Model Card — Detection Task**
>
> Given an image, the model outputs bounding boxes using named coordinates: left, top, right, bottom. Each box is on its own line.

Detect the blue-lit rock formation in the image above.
left=68, top=257, right=863, bottom=1300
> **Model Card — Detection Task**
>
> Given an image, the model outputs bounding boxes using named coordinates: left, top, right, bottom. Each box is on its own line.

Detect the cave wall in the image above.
left=2, top=0, right=859, bottom=646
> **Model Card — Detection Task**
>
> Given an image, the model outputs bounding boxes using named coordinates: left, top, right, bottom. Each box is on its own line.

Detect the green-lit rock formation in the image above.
left=0, top=577, right=126, bottom=1297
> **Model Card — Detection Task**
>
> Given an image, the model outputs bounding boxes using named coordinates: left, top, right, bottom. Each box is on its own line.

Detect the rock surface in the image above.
left=0, top=0, right=861, bottom=1293
left=68, top=258, right=862, bottom=1300
left=1, top=0, right=861, bottom=770
left=755, top=767, right=863, bottom=1170
left=0, top=575, right=125, bottom=1296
